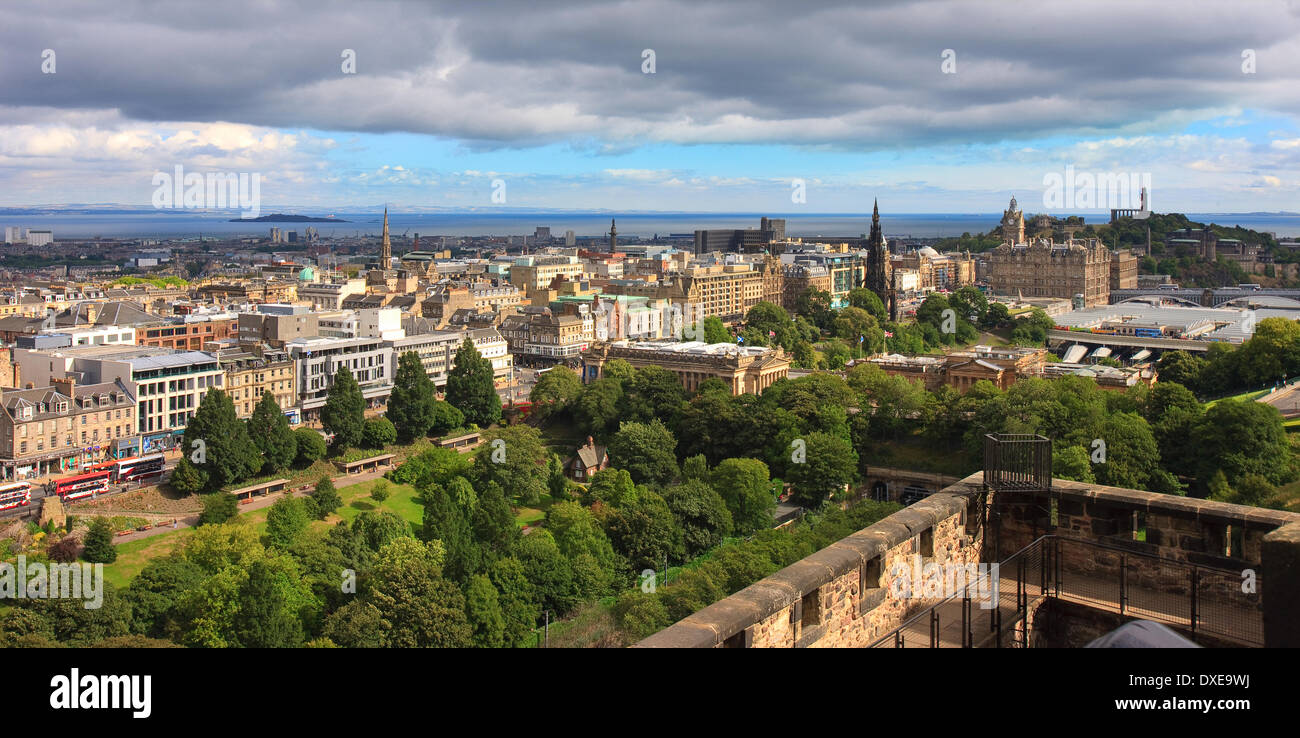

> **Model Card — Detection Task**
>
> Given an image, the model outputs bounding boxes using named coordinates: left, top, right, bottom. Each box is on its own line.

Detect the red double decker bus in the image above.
left=82, top=453, right=166, bottom=483
left=52, top=470, right=112, bottom=501
left=0, top=481, right=32, bottom=511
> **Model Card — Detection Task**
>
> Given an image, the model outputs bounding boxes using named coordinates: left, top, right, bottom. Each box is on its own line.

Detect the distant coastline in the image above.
left=228, top=213, right=348, bottom=223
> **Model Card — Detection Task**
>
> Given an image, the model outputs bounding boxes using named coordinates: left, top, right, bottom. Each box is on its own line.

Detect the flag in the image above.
left=859, top=335, right=864, bottom=343
left=768, top=330, right=775, bottom=337
left=737, top=336, right=744, bottom=343
left=884, top=331, right=894, bottom=338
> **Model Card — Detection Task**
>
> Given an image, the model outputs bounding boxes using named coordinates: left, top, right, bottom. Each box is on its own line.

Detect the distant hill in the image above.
left=228, top=213, right=348, bottom=223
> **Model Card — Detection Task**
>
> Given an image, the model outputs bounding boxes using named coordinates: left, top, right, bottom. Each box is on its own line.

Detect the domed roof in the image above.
left=918, top=246, right=939, bottom=258
left=298, top=266, right=316, bottom=281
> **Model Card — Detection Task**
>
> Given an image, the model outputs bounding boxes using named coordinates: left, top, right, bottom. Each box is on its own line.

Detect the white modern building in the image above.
left=286, top=335, right=393, bottom=416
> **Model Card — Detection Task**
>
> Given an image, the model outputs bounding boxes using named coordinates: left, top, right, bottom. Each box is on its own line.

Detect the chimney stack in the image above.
left=51, top=375, right=75, bottom=396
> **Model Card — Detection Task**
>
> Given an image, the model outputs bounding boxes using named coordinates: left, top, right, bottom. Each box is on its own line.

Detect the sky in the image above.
left=2, top=0, right=1300, bottom=214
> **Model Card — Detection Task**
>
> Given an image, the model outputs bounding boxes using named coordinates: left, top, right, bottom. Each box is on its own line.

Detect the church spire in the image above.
left=380, top=206, right=391, bottom=267
left=609, top=218, right=617, bottom=253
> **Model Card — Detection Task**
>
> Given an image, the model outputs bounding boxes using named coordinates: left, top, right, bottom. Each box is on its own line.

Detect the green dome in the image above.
left=298, top=266, right=316, bottom=281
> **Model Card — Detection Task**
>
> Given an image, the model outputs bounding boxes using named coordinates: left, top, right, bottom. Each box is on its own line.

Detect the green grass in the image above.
left=99, top=477, right=424, bottom=587
left=335, top=479, right=423, bottom=527
left=1205, top=388, right=1272, bottom=408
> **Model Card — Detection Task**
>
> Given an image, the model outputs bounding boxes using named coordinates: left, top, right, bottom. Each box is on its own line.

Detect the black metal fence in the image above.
left=868, top=534, right=1263, bottom=648
left=983, top=434, right=1052, bottom=493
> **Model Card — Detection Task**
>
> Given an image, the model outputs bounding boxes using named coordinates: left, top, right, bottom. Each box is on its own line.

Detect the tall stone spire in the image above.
left=865, top=198, right=894, bottom=321
left=380, top=206, right=391, bottom=267
left=609, top=218, right=617, bottom=253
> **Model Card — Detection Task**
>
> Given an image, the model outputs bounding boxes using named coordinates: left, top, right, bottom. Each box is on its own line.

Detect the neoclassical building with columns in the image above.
left=580, top=340, right=790, bottom=395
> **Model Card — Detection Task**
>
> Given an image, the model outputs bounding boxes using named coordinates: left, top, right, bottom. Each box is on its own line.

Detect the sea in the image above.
left=5, top=211, right=1300, bottom=240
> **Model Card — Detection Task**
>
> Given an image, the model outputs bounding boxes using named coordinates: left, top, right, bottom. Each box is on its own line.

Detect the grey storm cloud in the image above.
left=2, top=0, right=1300, bottom=150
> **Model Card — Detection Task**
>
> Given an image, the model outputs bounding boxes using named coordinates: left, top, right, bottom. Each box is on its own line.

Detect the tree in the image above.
left=322, top=365, right=366, bottom=450
left=428, top=400, right=465, bottom=436
left=362, top=417, right=397, bottom=449
left=387, top=351, right=438, bottom=441
left=1156, top=351, right=1206, bottom=394
left=489, top=557, right=540, bottom=647
left=602, top=493, right=677, bottom=571
left=795, top=287, right=833, bottom=330
left=368, top=539, right=472, bottom=648
left=582, top=468, right=639, bottom=508
left=472, top=425, right=549, bottom=506
left=574, top=377, right=624, bottom=437
left=663, top=480, right=733, bottom=558
left=529, top=368, right=584, bottom=422
left=169, top=456, right=206, bottom=495
left=370, top=479, right=390, bottom=502
left=1192, top=399, right=1296, bottom=491
left=515, top=530, right=580, bottom=616
left=234, top=559, right=305, bottom=648
left=198, top=492, right=239, bottom=526
left=787, top=432, right=858, bottom=508
left=248, top=391, right=297, bottom=473
left=182, top=388, right=262, bottom=492
left=606, top=420, right=680, bottom=486
left=266, top=496, right=311, bottom=547
left=701, top=315, right=730, bottom=344
left=848, top=288, right=886, bottom=321
left=82, top=518, right=118, bottom=564
left=464, top=574, right=506, bottom=648
left=681, top=454, right=709, bottom=482
left=472, top=481, right=519, bottom=560
left=293, top=427, right=328, bottom=466
left=446, top=336, right=502, bottom=427
left=310, top=476, right=342, bottom=520
left=546, top=501, right=619, bottom=596
left=621, top=366, right=688, bottom=429
left=421, top=483, right=479, bottom=583
left=949, top=286, right=989, bottom=327
left=710, top=458, right=775, bottom=535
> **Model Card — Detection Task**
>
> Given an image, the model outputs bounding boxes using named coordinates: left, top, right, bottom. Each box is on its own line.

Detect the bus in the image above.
left=83, top=453, right=166, bottom=483
left=0, top=481, right=32, bottom=511
left=111, top=454, right=165, bottom=483
left=52, top=470, right=112, bottom=502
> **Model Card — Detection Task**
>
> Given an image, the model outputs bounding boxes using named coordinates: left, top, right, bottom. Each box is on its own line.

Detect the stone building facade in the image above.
left=989, top=239, right=1112, bottom=307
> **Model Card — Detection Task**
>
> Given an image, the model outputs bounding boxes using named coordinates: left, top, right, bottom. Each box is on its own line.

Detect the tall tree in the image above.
left=248, top=390, right=297, bottom=473
left=183, top=388, right=263, bottom=492
left=606, top=420, right=680, bottom=486
left=446, top=336, right=502, bottom=427
left=529, top=368, right=584, bottom=422
left=710, top=458, right=775, bottom=535
left=234, top=559, right=305, bottom=648
left=322, top=365, right=366, bottom=450
left=388, top=351, right=437, bottom=441
left=82, top=517, right=118, bottom=564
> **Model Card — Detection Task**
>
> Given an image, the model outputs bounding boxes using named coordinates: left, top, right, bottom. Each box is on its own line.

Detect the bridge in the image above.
left=1046, top=329, right=1216, bottom=353
left=1111, top=287, right=1300, bottom=308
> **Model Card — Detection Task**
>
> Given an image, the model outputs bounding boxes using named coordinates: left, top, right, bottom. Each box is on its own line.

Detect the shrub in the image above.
left=362, top=417, right=398, bottom=449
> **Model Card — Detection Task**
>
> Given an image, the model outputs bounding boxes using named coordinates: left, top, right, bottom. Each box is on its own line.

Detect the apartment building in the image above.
left=286, top=336, right=393, bottom=418
left=297, top=278, right=367, bottom=310
left=137, top=313, right=238, bottom=350
left=509, top=255, right=585, bottom=291
left=389, top=328, right=513, bottom=389
left=0, top=377, right=138, bottom=479
left=13, top=345, right=224, bottom=453
left=238, top=306, right=320, bottom=348
left=220, top=348, right=298, bottom=420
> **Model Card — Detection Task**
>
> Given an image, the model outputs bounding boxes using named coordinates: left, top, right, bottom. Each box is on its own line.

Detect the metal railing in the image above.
left=868, top=534, right=1264, bottom=648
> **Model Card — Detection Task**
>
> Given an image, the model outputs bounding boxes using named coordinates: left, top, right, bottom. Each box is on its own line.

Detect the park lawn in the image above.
left=1206, top=388, right=1272, bottom=407
left=513, top=492, right=555, bottom=528
left=334, top=479, right=423, bottom=527
left=101, top=479, right=422, bottom=587
left=101, top=532, right=186, bottom=589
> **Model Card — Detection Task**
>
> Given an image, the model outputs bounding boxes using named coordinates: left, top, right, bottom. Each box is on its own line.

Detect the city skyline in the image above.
left=3, top=0, right=1300, bottom=212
